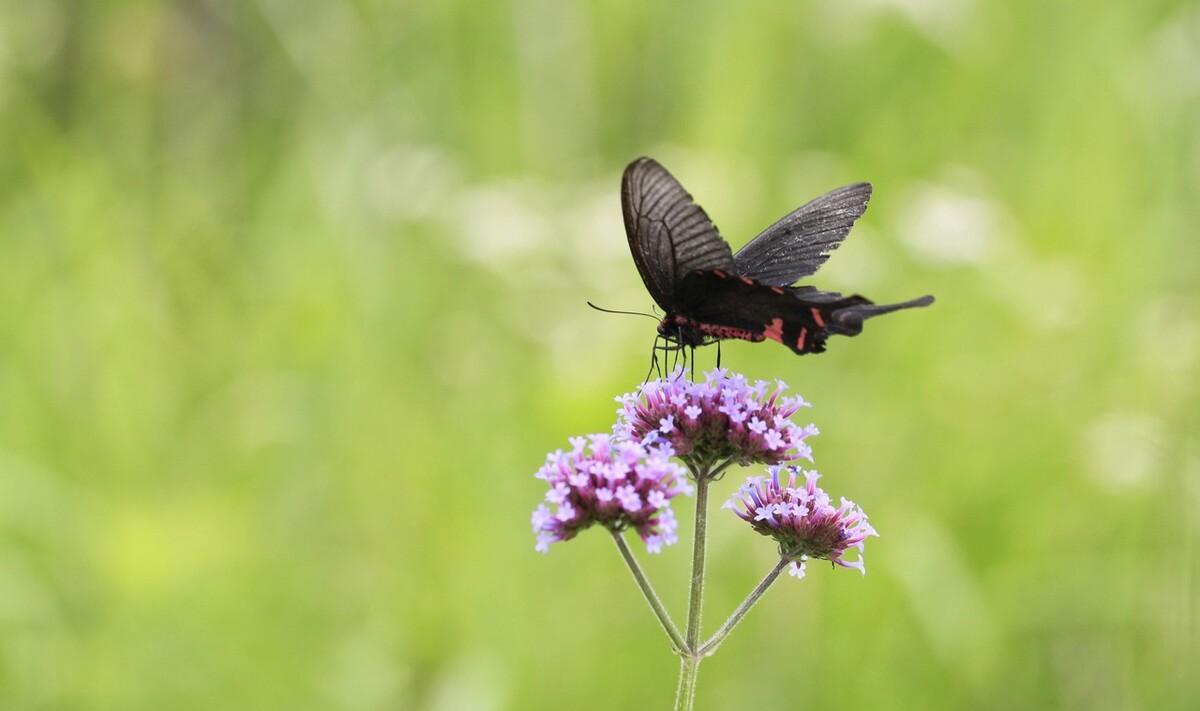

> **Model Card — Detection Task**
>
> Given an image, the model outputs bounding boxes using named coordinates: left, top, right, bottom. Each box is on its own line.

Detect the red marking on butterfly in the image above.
left=674, top=315, right=763, bottom=342
left=809, top=307, right=825, bottom=328
left=763, top=317, right=785, bottom=343
left=796, top=327, right=808, bottom=351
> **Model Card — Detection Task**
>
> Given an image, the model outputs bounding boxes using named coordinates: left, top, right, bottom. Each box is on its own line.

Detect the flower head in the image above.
left=615, top=368, right=817, bottom=472
left=724, top=465, right=877, bottom=578
left=532, top=434, right=693, bottom=553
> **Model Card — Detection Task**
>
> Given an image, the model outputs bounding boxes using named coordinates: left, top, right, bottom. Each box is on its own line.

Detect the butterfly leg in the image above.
left=643, top=352, right=655, bottom=385
left=644, top=335, right=662, bottom=383
left=716, top=340, right=722, bottom=370
left=677, top=326, right=688, bottom=374
left=656, top=339, right=672, bottom=379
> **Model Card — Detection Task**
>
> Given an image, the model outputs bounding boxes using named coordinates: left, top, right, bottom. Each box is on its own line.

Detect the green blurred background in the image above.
left=1, top=1, right=1197, bottom=709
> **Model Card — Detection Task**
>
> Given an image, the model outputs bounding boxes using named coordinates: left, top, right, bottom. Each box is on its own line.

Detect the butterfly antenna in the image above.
left=587, top=302, right=659, bottom=321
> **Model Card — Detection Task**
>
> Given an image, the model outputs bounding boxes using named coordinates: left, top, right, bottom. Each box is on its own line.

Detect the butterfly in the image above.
left=622, top=156, right=934, bottom=356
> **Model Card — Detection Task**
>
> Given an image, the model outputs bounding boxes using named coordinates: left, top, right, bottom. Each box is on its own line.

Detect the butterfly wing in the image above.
left=676, top=270, right=933, bottom=355
left=733, top=183, right=872, bottom=286
left=622, top=157, right=735, bottom=311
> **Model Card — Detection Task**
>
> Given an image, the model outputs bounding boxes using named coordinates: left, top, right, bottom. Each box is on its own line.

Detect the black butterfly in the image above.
left=622, top=157, right=933, bottom=356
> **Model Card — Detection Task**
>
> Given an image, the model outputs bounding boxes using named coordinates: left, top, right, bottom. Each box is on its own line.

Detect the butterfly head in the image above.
left=658, top=315, right=708, bottom=348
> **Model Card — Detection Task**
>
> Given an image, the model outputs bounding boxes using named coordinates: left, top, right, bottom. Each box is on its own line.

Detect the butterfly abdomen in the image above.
left=667, top=314, right=766, bottom=343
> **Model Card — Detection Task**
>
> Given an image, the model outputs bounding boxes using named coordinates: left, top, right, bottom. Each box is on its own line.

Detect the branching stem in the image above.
left=699, top=557, right=789, bottom=656
left=610, top=529, right=687, bottom=655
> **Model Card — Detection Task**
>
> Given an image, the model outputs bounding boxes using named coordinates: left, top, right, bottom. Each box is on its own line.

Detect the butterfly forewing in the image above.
left=622, top=157, right=735, bottom=311
left=733, top=182, right=872, bottom=286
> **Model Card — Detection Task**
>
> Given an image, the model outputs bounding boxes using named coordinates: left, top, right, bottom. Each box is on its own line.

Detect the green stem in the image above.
left=698, top=557, right=789, bottom=656
left=674, top=466, right=711, bottom=710
left=610, top=529, right=687, bottom=655
left=675, top=655, right=700, bottom=711
left=709, top=458, right=735, bottom=481
left=684, top=473, right=710, bottom=651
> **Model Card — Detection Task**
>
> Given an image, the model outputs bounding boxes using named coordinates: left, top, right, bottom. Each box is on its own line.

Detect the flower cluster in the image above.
left=724, top=465, right=877, bottom=579
left=615, top=367, right=818, bottom=471
left=532, top=434, right=693, bottom=553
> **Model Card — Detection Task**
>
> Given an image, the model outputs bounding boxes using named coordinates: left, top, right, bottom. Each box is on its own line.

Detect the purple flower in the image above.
left=615, top=368, right=817, bottom=472
left=723, top=466, right=877, bottom=578
left=532, top=434, right=693, bottom=553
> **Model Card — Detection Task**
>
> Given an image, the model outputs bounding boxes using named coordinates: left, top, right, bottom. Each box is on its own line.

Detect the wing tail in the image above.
left=829, top=295, right=935, bottom=335
left=677, top=271, right=934, bottom=356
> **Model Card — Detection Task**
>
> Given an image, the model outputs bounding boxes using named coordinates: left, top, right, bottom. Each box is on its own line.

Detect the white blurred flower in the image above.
left=1122, top=5, right=1200, bottom=115
left=897, top=176, right=1010, bottom=266
left=455, top=182, right=551, bottom=266
left=984, top=257, right=1086, bottom=332
left=1135, top=297, right=1200, bottom=383
left=813, top=0, right=978, bottom=53
left=365, top=145, right=462, bottom=221
left=1083, top=412, right=1164, bottom=492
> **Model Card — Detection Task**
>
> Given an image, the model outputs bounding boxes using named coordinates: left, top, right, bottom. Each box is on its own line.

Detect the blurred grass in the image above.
left=0, top=0, right=1198, bottom=709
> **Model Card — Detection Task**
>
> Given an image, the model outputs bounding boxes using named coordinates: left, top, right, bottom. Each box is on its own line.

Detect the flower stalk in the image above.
left=675, top=655, right=701, bottom=711
left=676, top=473, right=710, bottom=706
left=610, top=529, right=687, bottom=655
left=674, top=459, right=714, bottom=710
left=699, top=557, right=789, bottom=656
left=683, top=467, right=711, bottom=652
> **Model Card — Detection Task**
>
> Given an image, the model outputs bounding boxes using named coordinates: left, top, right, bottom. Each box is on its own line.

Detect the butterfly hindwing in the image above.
left=733, top=183, right=872, bottom=286
left=674, top=271, right=933, bottom=355
left=673, top=271, right=855, bottom=354
left=622, top=157, right=735, bottom=311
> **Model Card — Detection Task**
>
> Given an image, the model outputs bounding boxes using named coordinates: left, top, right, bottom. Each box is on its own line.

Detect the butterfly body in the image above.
left=622, top=157, right=933, bottom=356
left=657, top=270, right=765, bottom=346
left=661, top=316, right=762, bottom=346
